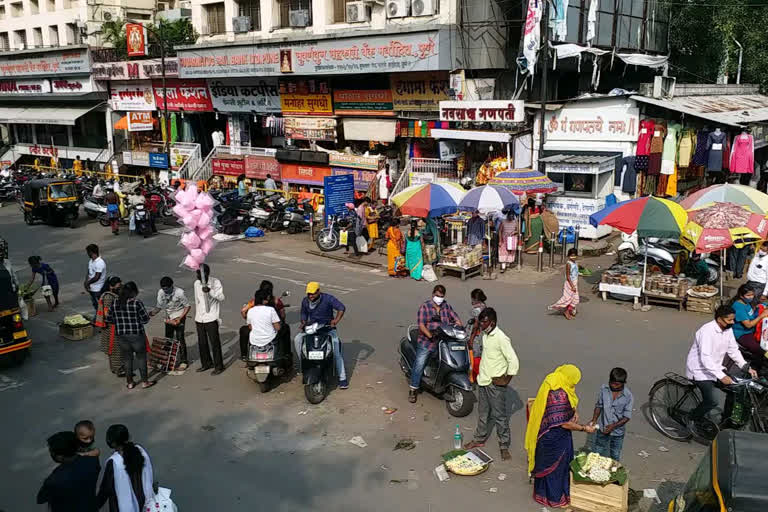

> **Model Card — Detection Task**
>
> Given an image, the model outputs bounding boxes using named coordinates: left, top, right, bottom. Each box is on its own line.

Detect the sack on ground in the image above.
left=356, top=237, right=368, bottom=254
left=422, top=265, right=438, bottom=282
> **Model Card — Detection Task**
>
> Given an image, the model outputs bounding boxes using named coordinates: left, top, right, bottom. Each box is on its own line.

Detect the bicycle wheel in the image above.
left=649, top=378, right=701, bottom=441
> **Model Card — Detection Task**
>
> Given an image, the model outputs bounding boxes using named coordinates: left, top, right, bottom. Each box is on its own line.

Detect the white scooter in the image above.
left=617, top=232, right=720, bottom=284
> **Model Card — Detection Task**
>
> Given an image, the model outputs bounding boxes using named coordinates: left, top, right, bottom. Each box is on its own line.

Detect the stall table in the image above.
left=598, top=283, right=641, bottom=305
left=436, top=263, right=482, bottom=281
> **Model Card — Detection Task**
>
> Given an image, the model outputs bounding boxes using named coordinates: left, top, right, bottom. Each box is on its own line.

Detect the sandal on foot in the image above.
left=142, top=381, right=156, bottom=389
left=126, top=382, right=136, bottom=389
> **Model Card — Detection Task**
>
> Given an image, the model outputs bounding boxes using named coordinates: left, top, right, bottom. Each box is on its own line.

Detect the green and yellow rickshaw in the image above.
left=0, top=240, right=29, bottom=365
left=22, top=178, right=79, bottom=227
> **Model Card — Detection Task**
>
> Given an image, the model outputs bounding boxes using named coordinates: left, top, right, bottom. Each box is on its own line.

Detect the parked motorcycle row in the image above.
left=213, top=190, right=314, bottom=235
left=315, top=204, right=395, bottom=252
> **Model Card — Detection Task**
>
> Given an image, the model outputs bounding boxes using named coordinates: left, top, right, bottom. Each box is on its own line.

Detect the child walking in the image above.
left=589, top=368, right=633, bottom=461
left=74, top=419, right=100, bottom=458
left=28, top=256, right=59, bottom=311
left=548, top=248, right=580, bottom=319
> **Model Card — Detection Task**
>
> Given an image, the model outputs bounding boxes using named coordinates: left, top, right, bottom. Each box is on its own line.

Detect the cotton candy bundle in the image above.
left=173, top=184, right=217, bottom=271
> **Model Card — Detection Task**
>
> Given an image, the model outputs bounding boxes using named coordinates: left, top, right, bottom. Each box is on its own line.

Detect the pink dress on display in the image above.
left=730, top=133, right=754, bottom=174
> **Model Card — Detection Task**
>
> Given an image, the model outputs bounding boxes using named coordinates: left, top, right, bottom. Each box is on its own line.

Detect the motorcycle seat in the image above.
left=408, top=326, right=420, bottom=345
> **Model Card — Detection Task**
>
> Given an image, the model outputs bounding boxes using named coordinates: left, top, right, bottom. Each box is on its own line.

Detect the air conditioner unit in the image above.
left=157, top=1, right=169, bottom=10
left=346, top=1, right=370, bottom=22
left=652, top=75, right=677, bottom=99
left=233, top=16, right=251, bottom=33
left=411, top=0, right=435, bottom=16
left=101, top=6, right=121, bottom=21
left=386, top=0, right=410, bottom=18
left=289, top=9, right=310, bottom=27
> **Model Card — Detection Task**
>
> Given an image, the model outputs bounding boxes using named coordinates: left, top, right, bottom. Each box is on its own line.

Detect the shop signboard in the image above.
left=127, top=112, right=154, bottom=132
left=244, top=155, right=281, bottom=180
left=178, top=30, right=448, bottom=78
left=332, top=89, right=394, bottom=115
left=331, top=168, right=377, bottom=191
left=149, top=152, right=168, bottom=169
left=50, top=77, right=104, bottom=94
left=208, top=78, right=281, bottom=113
left=284, top=117, right=336, bottom=141
left=110, top=81, right=156, bottom=111
left=545, top=196, right=606, bottom=236
left=123, top=150, right=150, bottom=167
left=212, top=158, right=245, bottom=176
left=169, top=146, right=195, bottom=170
left=327, top=153, right=383, bottom=171
left=323, top=174, right=355, bottom=224
left=0, top=48, right=90, bottom=77
left=279, top=79, right=332, bottom=116
left=545, top=106, right=640, bottom=142
left=92, top=58, right=180, bottom=80
left=152, top=79, right=213, bottom=112
left=281, top=163, right=332, bottom=185
left=439, top=100, right=524, bottom=123
left=0, top=79, right=50, bottom=95
left=390, top=72, right=450, bottom=111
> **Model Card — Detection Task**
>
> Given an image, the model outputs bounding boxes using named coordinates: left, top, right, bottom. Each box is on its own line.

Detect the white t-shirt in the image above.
left=88, top=257, right=106, bottom=292
left=247, top=305, right=280, bottom=347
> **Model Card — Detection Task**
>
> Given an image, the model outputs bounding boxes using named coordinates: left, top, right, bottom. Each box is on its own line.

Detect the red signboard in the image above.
left=152, top=79, right=213, bottom=112
left=126, top=24, right=147, bottom=58
left=244, top=155, right=280, bottom=180
left=280, top=163, right=331, bottom=185
left=211, top=158, right=245, bottom=176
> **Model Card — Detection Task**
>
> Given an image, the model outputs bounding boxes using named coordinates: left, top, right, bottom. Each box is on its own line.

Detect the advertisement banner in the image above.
left=390, top=72, right=450, bottom=111
left=92, top=58, right=179, bottom=80
left=170, top=146, right=195, bottom=170
left=149, top=152, right=168, bottom=169
left=124, top=150, right=150, bottom=166
left=333, top=89, right=394, bottom=115
left=280, top=163, right=332, bottom=185
left=331, top=168, right=377, bottom=191
left=127, top=111, right=154, bottom=132
left=153, top=79, right=213, bottom=112
left=208, top=78, right=281, bottom=113
left=323, top=174, right=355, bottom=224
left=279, top=79, right=332, bottom=116
left=110, top=81, right=156, bottom=111
left=244, top=155, right=281, bottom=180
left=50, top=77, right=103, bottom=94
left=212, top=158, right=245, bottom=176
left=284, top=117, right=336, bottom=141
left=0, top=79, right=50, bottom=95
left=327, top=153, right=383, bottom=171
left=439, top=100, right=525, bottom=123
left=0, top=48, right=90, bottom=77
left=545, top=106, right=639, bottom=142
left=178, top=30, right=447, bottom=78
left=126, top=24, right=147, bottom=58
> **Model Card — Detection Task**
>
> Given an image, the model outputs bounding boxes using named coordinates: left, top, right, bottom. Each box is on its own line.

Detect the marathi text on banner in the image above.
left=390, top=72, right=450, bottom=111
left=279, top=79, right=332, bottom=116
left=208, top=78, right=281, bottom=113
left=152, top=79, right=213, bottom=112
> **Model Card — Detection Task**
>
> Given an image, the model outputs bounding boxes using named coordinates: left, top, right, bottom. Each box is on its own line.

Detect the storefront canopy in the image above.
left=0, top=103, right=103, bottom=126
left=342, top=119, right=396, bottom=143
left=630, top=94, right=768, bottom=127
left=430, top=128, right=511, bottom=143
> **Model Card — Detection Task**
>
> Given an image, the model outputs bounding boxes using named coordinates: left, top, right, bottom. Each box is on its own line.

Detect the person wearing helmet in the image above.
left=294, top=282, right=348, bottom=389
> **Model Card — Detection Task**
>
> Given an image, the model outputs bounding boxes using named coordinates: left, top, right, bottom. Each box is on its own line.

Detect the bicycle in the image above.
left=648, top=372, right=768, bottom=441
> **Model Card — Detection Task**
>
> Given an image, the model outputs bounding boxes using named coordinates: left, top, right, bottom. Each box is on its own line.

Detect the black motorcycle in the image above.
left=398, top=321, right=475, bottom=417
left=299, top=323, right=336, bottom=404
left=316, top=214, right=352, bottom=252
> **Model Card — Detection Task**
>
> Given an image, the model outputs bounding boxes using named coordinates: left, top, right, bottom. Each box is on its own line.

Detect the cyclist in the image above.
left=685, top=305, right=758, bottom=429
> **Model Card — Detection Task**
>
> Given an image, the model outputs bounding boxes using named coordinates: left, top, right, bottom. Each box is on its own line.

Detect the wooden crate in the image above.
left=25, top=299, right=37, bottom=318
left=59, top=324, right=94, bottom=341
left=686, top=295, right=719, bottom=314
left=569, top=474, right=628, bottom=512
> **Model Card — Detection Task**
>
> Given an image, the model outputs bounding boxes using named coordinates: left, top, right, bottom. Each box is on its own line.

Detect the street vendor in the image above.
left=466, top=211, right=485, bottom=246
left=523, top=195, right=545, bottom=254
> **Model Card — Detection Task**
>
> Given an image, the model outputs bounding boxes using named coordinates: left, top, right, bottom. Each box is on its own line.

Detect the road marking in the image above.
left=279, top=267, right=309, bottom=275
left=58, top=365, right=92, bottom=374
left=0, top=374, right=23, bottom=392
left=247, top=272, right=357, bottom=294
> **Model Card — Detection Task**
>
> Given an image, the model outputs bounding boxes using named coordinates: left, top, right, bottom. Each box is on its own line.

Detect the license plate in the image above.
left=255, top=352, right=269, bottom=360
left=254, top=365, right=270, bottom=374
left=450, top=345, right=466, bottom=351
left=308, top=350, right=324, bottom=360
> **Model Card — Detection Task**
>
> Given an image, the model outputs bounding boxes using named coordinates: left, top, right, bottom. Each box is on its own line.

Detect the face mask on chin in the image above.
left=483, top=324, right=494, bottom=333
left=432, top=296, right=445, bottom=305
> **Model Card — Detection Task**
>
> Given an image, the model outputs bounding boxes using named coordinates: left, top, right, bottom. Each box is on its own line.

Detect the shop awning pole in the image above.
left=720, top=248, right=724, bottom=300
left=642, top=239, right=648, bottom=292
left=506, top=141, right=512, bottom=171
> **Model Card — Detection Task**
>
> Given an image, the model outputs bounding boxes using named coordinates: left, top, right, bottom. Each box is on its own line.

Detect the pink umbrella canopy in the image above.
left=681, top=202, right=768, bottom=253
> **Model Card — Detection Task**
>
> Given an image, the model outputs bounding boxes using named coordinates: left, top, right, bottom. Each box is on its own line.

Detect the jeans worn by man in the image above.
left=297, top=284, right=348, bottom=388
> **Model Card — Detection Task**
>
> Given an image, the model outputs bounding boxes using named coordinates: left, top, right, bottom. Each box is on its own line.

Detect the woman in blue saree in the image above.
left=525, top=364, right=594, bottom=508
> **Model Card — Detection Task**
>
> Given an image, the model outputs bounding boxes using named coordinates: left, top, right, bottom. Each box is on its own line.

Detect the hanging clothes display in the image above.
left=665, top=164, right=678, bottom=196
left=615, top=156, right=637, bottom=194
left=647, top=121, right=666, bottom=176
left=661, top=122, right=681, bottom=175
left=722, top=134, right=731, bottom=171
left=635, top=119, right=655, bottom=171
left=691, top=130, right=711, bottom=167
left=730, top=131, right=755, bottom=175
left=550, top=0, right=570, bottom=42
left=706, top=129, right=726, bottom=173
left=677, top=129, right=694, bottom=168
left=170, top=113, right=178, bottom=143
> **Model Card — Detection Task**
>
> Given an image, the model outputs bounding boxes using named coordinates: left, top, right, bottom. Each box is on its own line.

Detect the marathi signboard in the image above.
left=281, top=163, right=332, bottom=185
left=0, top=79, right=50, bottom=95
left=208, top=78, right=280, bottom=113
left=110, top=81, right=156, bottom=111
left=0, top=48, right=90, bottom=77
left=245, top=155, right=281, bottom=180
left=545, top=106, right=640, bottom=142
left=153, top=79, right=213, bottom=112
left=178, top=30, right=448, bottom=78
left=284, top=117, right=336, bottom=141
left=390, top=72, right=450, bottom=111
left=127, top=111, right=154, bottom=132
left=331, top=168, right=377, bottom=191
left=50, top=76, right=103, bottom=94
left=279, top=79, right=332, bottom=116
left=212, top=158, right=245, bottom=176
left=327, top=153, right=383, bottom=171
left=333, top=89, right=394, bottom=116
left=323, top=174, right=355, bottom=224
left=439, top=100, right=524, bottom=123
left=149, top=152, right=168, bottom=169
left=92, top=58, right=180, bottom=81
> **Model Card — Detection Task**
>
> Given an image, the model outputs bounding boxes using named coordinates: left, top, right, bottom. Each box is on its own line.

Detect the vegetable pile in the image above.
left=570, top=452, right=627, bottom=486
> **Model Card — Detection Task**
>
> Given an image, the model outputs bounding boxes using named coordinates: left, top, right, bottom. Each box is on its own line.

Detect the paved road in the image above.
left=0, top=207, right=711, bottom=511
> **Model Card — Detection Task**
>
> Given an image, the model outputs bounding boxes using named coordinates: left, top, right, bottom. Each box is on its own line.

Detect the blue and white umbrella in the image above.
left=457, top=185, right=521, bottom=216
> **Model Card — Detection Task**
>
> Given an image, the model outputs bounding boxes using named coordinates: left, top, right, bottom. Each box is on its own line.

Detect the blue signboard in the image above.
left=149, top=152, right=169, bottom=169
left=323, top=174, right=355, bottom=226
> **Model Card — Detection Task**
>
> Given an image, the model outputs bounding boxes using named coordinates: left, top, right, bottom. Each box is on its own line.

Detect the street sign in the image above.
left=323, top=174, right=355, bottom=226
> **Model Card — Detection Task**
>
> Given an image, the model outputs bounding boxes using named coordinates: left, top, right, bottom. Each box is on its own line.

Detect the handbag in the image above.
left=41, top=285, right=53, bottom=298
left=355, top=236, right=368, bottom=254
left=146, top=486, right=178, bottom=512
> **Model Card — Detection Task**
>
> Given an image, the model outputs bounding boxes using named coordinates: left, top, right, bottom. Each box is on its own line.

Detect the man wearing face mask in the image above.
left=746, top=241, right=768, bottom=303
left=464, top=307, right=518, bottom=460
left=411, top=284, right=462, bottom=403
left=295, top=282, right=348, bottom=389
left=685, top=305, right=757, bottom=431
left=150, top=276, right=191, bottom=372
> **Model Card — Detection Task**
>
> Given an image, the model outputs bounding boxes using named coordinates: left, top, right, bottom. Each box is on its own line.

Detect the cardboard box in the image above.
left=59, top=324, right=94, bottom=341
left=569, top=474, right=628, bottom=512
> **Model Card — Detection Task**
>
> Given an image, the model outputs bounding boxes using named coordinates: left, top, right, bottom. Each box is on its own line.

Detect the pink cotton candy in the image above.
left=186, top=184, right=198, bottom=197
left=200, top=238, right=215, bottom=255
left=197, top=225, right=214, bottom=240
left=195, top=192, right=214, bottom=209
left=180, top=231, right=201, bottom=250
left=182, top=255, right=199, bottom=271
left=181, top=214, right=198, bottom=229
left=175, top=188, right=193, bottom=207
left=190, top=248, right=205, bottom=265
left=197, top=211, right=212, bottom=228
left=172, top=203, right=190, bottom=219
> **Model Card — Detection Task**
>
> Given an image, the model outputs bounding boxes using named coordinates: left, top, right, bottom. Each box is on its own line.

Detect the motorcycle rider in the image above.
left=294, top=282, right=348, bottom=389
left=410, top=284, right=462, bottom=403
left=92, top=180, right=106, bottom=200
left=240, top=280, right=286, bottom=361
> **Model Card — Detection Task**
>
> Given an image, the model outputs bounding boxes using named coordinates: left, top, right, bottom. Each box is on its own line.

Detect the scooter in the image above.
left=282, top=199, right=313, bottom=234
left=83, top=195, right=106, bottom=218
left=133, top=204, right=152, bottom=238
left=316, top=214, right=352, bottom=252
left=398, top=321, right=475, bottom=417
left=299, top=322, right=336, bottom=404
left=245, top=292, right=292, bottom=393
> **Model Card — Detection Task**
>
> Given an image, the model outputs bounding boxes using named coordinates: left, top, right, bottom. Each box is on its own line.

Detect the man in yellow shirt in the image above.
left=72, top=156, right=83, bottom=176
left=464, top=307, right=519, bottom=460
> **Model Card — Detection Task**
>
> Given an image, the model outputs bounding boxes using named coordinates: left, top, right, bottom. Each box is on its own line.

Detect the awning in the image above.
left=342, top=118, right=396, bottom=143
left=430, top=128, right=511, bottom=143
left=630, top=94, right=768, bottom=127
left=0, top=103, right=104, bottom=125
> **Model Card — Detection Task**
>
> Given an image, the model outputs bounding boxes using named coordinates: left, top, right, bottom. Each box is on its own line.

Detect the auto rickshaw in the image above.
left=669, top=430, right=768, bottom=512
left=21, top=178, right=79, bottom=227
left=0, top=240, right=29, bottom=365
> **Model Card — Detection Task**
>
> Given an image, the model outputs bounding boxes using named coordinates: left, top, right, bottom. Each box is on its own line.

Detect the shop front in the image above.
left=328, top=153, right=383, bottom=192
left=208, top=78, right=281, bottom=149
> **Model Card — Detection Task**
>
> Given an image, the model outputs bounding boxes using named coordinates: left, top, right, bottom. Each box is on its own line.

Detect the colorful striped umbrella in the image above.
left=488, top=169, right=558, bottom=196
left=589, top=196, right=687, bottom=239
left=679, top=183, right=768, bottom=214
left=457, top=185, right=521, bottom=215
left=390, top=182, right=466, bottom=218
left=681, top=202, right=768, bottom=253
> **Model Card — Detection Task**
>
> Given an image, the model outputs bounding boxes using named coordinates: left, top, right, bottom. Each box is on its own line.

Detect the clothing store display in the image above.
left=665, top=165, right=678, bottom=196
left=636, top=120, right=655, bottom=156
left=615, top=156, right=637, bottom=194
left=722, top=134, right=731, bottom=171
left=661, top=123, right=681, bottom=175
left=643, top=175, right=657, bottom=196
left=692, top=130, right=711, bottom=166
left=677, top=130, right=694, bottom=168
left=706, top=130, right=726, bottom=173
left=656, top=174, right=668, bottom=196
left=730, top=132, right=755, bottom=175
left=647, top=122, right=666, bottom=176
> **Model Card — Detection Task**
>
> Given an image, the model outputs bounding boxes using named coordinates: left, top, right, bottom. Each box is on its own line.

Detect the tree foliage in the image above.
left=99, top=18, right=198, bottom=58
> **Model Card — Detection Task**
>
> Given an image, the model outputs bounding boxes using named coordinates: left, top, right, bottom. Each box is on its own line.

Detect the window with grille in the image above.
left=49, top=25, right=58, bottom=46
left=14, top=29, right=26, bottom=49
left=238, top=0, right=261, bottom=31
left=279, top=0, right=312, bottom=28
left=0, top=33, right=8, bottom=51
left=204, top=3, right=226, bottom=35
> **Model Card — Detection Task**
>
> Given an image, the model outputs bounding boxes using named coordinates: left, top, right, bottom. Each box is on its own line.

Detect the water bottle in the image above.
left=453, top=424, right=463, bottom=450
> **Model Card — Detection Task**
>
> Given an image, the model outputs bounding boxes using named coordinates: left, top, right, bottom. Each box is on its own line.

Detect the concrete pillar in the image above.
left=67, top=125, right=73, bottom=147
left=12, top=124, right=18, bottom=144
left=105, top=107, right=114, bottom=156
left=31, top=125, right=37, bottom=144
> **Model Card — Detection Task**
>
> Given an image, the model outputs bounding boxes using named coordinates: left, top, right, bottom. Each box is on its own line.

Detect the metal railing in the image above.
left=190, top=145, right=278, bottom=182
left=390, top=158, right=459, bottom=197
left=173, top=142, right=201, bottom=180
